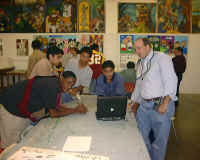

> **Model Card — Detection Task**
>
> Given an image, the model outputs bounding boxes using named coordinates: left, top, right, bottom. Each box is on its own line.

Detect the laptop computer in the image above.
left=96, top=96, right=128, bottom=121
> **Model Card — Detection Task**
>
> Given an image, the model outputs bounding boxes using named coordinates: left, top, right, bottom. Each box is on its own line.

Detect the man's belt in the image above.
left=143, top=97, right=162, bottom=102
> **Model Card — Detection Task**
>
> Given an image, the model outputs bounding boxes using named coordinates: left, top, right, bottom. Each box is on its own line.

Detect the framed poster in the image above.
left=118, top=3, right=156, bottom=33
left=192, top=0, right=200, bottom=33
left=158, top=0, right=191, bottom=33
left=16, top=39, right=29, bottom=56
left=0, top=0, right=13, bottom=33
left=45, top=0, right=77, bottom=33
left=120, top=35, right=134, bottom=54
left=78, top=0, right=104, bottom=33
left=13, top=0, right=45, bottom=32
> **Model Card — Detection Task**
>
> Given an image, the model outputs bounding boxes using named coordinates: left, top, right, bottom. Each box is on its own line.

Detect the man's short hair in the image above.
left=46, top=46, right=64, bottom=59
left=32, top=40, right=42, bottom=50
left=102, top=60, right=115, bottom=70
left=175, top=47, right=183, bottom=54
left=80, top=47, right=92, bottom=58
left=136, top=38, right=152, bottom=48
left=62, top=71, right=76, bottom=79
left=90, top=43, right=99, bottom=51
left=127, top=61, right=135, bottom=69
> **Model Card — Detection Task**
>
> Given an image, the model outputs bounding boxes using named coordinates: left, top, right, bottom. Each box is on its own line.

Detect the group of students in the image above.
left=0, top=39, right=133, bottom=151
left=0, top=38, right=185, bottom=160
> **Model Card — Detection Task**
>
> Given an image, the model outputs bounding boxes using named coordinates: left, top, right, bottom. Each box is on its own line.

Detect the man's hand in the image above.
left=127, top=102, right=139, bottom=116
left=69, top=88, right=78, bottom=96
left=157, top=96, right=170, bottom=114
left=157, top=103, right=168, bottom=114
left=69, top=86, right=84, bottom=96
left=75, top=104, right=88, bottom=114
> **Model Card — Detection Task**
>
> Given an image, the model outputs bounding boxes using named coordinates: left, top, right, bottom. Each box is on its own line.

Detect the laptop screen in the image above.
left=96, top=96, right=128, bottom=120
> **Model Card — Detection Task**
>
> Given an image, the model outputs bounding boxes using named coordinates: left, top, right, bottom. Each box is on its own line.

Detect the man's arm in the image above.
left=158, top=55, right=178, bottom=114
left=157, top=95, right=171, bottom=114
left=49, top=104, right=88, bottom=118
left=68, top=85, right=84, bottom=96
left=115, top=76, right=127, bottom=96
left=96, top=76, right=106, bottom=96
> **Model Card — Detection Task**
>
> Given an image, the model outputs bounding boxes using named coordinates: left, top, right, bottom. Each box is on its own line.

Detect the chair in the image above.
left=124, top=82, right=135, bottom=93
left=171, top=116, right=178, bottom=143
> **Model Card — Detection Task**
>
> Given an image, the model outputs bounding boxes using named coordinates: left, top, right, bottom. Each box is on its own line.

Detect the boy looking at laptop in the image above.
left=96, top=60, right=126, bottom=96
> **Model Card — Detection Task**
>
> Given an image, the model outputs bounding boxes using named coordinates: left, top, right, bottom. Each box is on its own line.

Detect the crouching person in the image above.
left=0, top=71, right=87, bottom=149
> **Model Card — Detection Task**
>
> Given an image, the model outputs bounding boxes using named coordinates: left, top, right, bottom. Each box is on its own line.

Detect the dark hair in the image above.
left=90, top=43, right=99, bottom=51
left=32, top=40, right=42, bottom=49
left=80, top=47, right=92, bottom=58
left=102, top=60, right=115, bottom=70
left=175, top=47, right=183, bottom=54
left=62, top=71, right=76, bottom=79
left=46, top=46, right=64, bottom=59
left=127, top=61, right=135, bottom=69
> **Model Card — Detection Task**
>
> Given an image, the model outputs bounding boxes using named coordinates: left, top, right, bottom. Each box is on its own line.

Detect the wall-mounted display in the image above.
left=118, top=3, right=156, bottom=33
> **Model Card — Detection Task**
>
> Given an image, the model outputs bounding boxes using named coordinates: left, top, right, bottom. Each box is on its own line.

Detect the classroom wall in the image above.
left=0, top=0, right=200, bottom=94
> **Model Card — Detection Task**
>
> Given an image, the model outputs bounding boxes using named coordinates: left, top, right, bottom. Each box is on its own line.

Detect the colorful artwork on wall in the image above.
left=148, top=35, right=161, bottom=51
left=78, top=0, right=104, bottom=33
left=120, top=35, right=134, bottom=54
left=118, top=3, right=156, bottom=33
left=158, top=0, right=191, bottom=33
left=34, top=35, right=104, bottom=66
left=34, top=34, right=104, bottom=54
left=120, top=34, right=188, bottom=55
left=0, top=0, right=13, bottom=32
left=16, top=39, right=29, bottom=56
left=120, top=34, right=188, bottom=68
left=192, top=0, right=200, bottom=33
left=13, top=0, right=45, bottom=33
left=0, top=39, right=3, bottom=56
left=174, top=36, right=188, bottom=55
left=160, top=36, right=174, bottom=55
left=45, top=0, right=77, bottom=33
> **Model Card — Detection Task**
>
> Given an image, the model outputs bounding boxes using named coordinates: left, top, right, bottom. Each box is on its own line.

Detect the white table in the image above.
left=1, top=95, right=150, bottom=160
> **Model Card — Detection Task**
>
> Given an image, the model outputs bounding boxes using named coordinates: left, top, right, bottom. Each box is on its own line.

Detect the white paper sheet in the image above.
left=63, top=136, right=92, bottom=152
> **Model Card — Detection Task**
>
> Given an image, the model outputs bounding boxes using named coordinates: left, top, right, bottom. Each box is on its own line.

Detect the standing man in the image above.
left=26, top=40, right=45, bottom=78
left=64, top=47, right=93, bottom=97
left=172, top=47, right=186, bottom=106
left=29, top=46, right=64, bottom=79
left=131, top=38, right=177, bottom=160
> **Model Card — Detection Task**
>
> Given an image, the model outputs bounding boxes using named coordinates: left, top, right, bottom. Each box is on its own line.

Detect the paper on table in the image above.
left=63, top=136, right=92, bottom=152
left=7, top=147, right=80, bottom=160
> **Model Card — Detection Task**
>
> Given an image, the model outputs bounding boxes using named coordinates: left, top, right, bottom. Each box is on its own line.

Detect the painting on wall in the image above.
left=0, top=39, right=3, bottom=56
left=45, top=0, right=77, bottom=33
left=120, top=35, right=134, bottom=54
left=148, top=35, right=161, bottom=51
left=34, top=35, right=104, bottom=66
left=34, top=35, right=77, bottom=54
left=78, top=0, right=104, bottom=33
left=34, top=34, right=103, bottom=54
left=16, top=39, right=29, bottom=56
left=158, top=0, right=191, bottom=33
left=118, top=3, right=156, bottom=33
left=174, top=36, right=188, bottom=55
left=13, top=0, right=45, bottom=32
left=0, top=0, right=13, bottom=33
left=192, top=0, right=200, bottom=33
left=160, top=36, right=174, bottom=55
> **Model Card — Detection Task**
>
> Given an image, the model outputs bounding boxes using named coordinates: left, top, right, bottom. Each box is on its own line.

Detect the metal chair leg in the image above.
left=171, top=117, right=178, bottom=143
